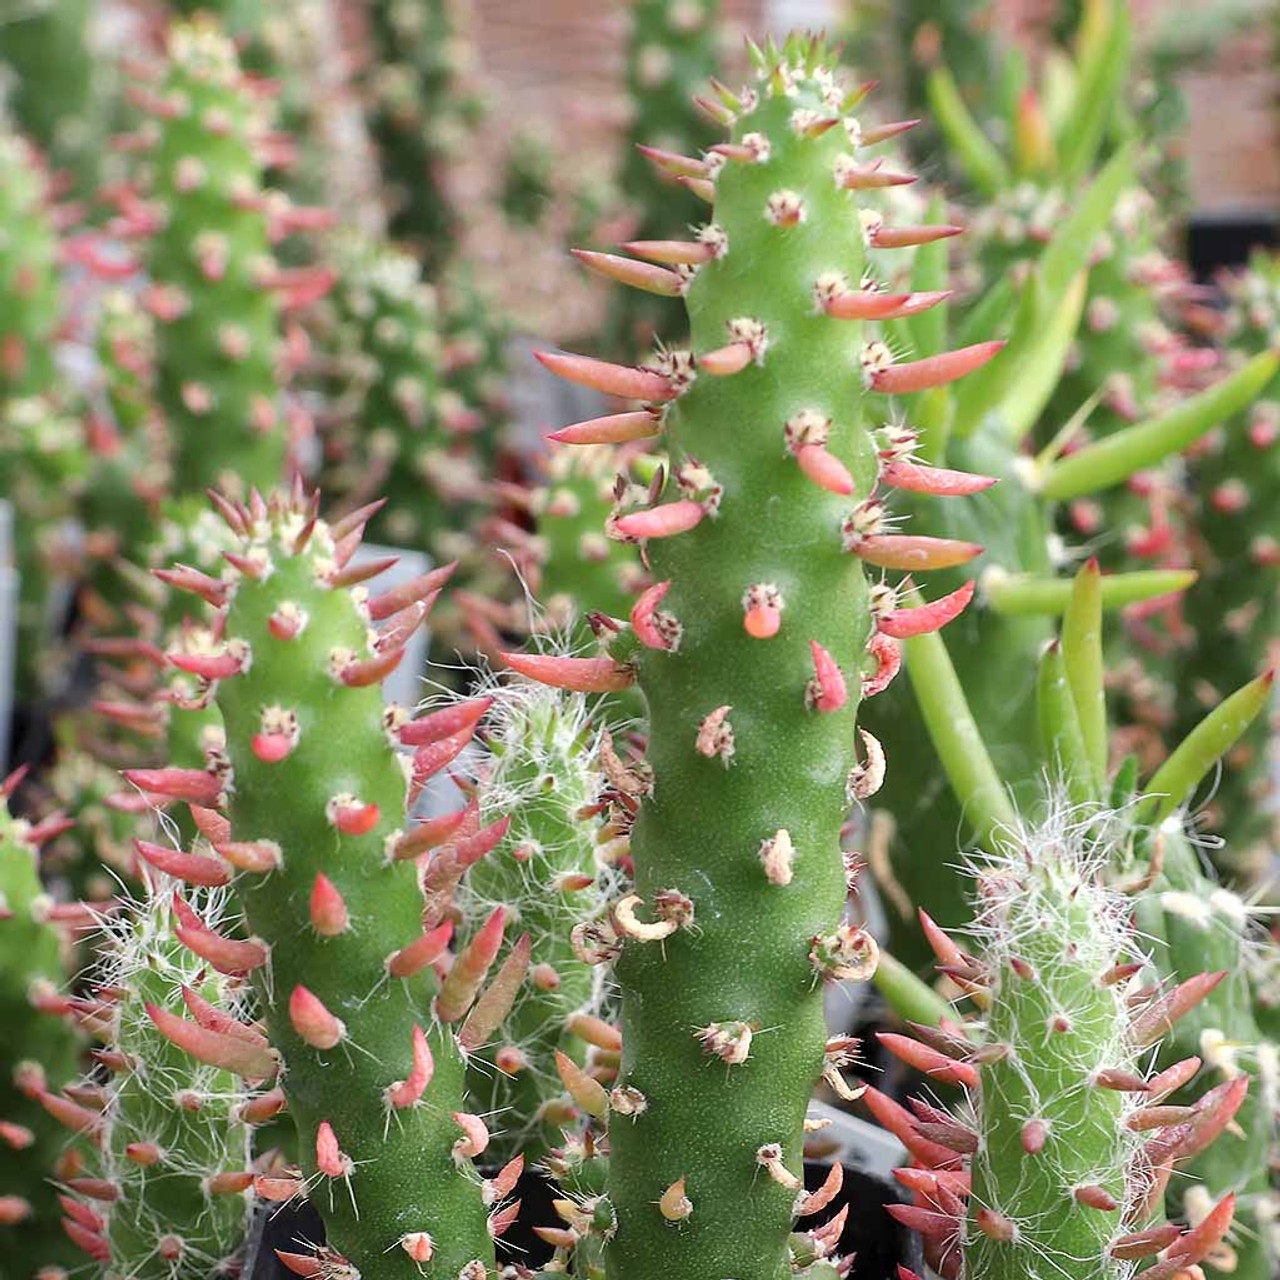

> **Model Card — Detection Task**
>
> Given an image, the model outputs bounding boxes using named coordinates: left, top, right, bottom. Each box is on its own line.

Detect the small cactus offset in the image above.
left=461, top=676, right=617, bottom=1161
left=132, top=486, right=527, bottom=1280
left=118, top=17, right=302, bottom=496
left=0, top=769, right=84, bottom=1280
left=887, top=804, right=1241, bottom=1280
left=50, top=883, right=257, bottom=1279
left=531, top=33, right=1010, bottom=1280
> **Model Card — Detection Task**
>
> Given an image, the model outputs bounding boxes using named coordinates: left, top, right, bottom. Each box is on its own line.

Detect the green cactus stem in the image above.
left=125, top=17, right=296, bottom=496
left=1174, top=252, right=1280, bottom=859
left=133, top=487, right=529, bottom=1280
left=528, top=34, right=1019, bottom=1280
left=0, top=769, right=84, bottom=1280
left=886, top=802, right=1241, bottom=1280
left=51, top=883, right=255, bottom=1280
left=461, top=676, right=616, bottom=1161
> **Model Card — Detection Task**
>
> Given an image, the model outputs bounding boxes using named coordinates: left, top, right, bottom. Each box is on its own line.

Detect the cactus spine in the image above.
left=140, top=487, right=527, bottom=1280
left=533, top=34, right=1008, bottom=1280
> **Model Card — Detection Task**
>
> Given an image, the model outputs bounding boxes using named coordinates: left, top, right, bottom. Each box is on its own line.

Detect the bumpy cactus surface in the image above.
left=462, top=676, right=614, bottom=1161
left=127, top=18, right=289, bottom=496
left=131, top=487, right=527, bottom=1280
left=888, top=804, right=1241, bottom=1280
left=530, top=34, right=1016, bottom=1280
left=0, top=770, right=83, bottom=1280
left=52, top=884, right=255, bottom=1280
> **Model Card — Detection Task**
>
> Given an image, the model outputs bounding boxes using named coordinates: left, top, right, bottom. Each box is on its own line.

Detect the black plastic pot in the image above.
left=242, top=1161, right=922, bottom=1280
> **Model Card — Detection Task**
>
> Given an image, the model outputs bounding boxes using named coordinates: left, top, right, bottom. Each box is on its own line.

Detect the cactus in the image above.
left=461, top=675, right=616, bottom=1161
left=0, top=768, right=84, bottom=1280
left=120, top=17, right=296, bottom=497
left=129, top=486, right=528, bottom=1280
left=311, top=233, right=484, bottom=553
left=360, top=0, right=484, bottom=272
left=887, top=802, right=1243, bottom=1280
left=49, top=883, right=256, bottom=1280
left=605, top=0, right=722, bottom=355
left=0, top=130, right=62, bottom=403
left=528, top=34, right=1020, bottom=1280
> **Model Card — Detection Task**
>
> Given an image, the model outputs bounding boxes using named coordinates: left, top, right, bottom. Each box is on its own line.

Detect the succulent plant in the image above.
left=886, top=803, right=1244, bottom=1280
left=128, top=486, right=530, bottom=1280
left=526, top=33, right=1017, bottom=1280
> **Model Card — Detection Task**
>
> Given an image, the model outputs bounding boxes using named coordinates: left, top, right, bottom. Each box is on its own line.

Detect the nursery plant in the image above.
left=527, top=32, right=1018, bottom=1280
left=130, top=485, right=528, bottom=1280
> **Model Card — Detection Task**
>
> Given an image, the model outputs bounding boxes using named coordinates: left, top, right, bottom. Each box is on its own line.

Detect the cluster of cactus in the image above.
left=3, top=11, right=1280, bottom=1280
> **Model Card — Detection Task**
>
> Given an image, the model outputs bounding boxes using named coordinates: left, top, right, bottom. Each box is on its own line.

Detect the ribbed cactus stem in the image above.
left=144, top=486, right=525, bottom=1280
left=137, top=18, right=288, bottom=494
left=54, top=884, right=254, bottom=1279
left=462, top=678, right=613, bottom=1160
left=534, top=34, right=1002, bottom=1280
